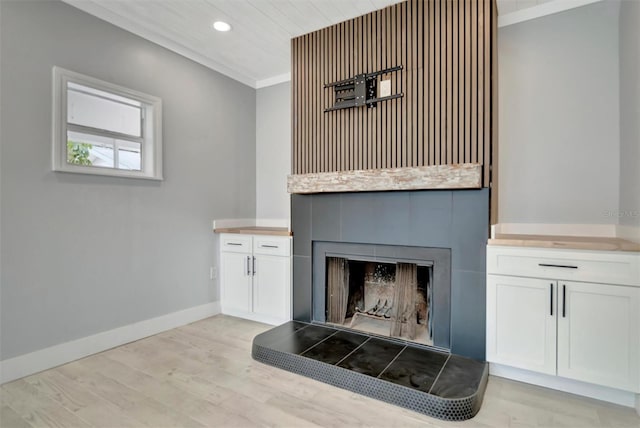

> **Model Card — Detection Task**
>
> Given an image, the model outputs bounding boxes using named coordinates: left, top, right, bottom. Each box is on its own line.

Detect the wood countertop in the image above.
left=214, top=226, right=292, bottom=237
left=488, top=234, right=640, bottom=252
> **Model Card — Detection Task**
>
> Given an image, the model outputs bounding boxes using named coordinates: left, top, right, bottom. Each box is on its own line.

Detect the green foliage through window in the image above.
left=67, top=140, right=93, bottom=165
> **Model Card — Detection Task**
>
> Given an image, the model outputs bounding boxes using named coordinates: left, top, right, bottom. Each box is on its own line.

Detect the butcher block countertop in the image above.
left=214, top=226, right=292, bottom=237
left=488, top=234, right=640, bottom=252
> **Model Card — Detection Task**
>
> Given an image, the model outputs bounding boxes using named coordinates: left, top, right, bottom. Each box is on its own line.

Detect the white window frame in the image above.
left=52, top=66, right=163, bottom=180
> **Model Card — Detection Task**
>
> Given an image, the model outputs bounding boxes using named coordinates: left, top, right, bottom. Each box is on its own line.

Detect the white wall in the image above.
left=256, top=82, right=291, bottom=220
left=618, top=0, right=640, bottom=228
left=0, top=0, right=256, bottom=360
left=498, top=0, right=620, bottom=224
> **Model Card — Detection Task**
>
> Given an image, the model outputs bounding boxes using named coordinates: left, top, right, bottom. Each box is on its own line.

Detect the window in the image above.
left=52, top=67, right=162, bottom=180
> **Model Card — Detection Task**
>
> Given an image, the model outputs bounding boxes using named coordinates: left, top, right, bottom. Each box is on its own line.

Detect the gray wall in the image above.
left=0, top=0, right=256, bottom=360
left=619, top=0, right=640, bottom=227
left=256, top=82, right=291, bottom=220
left=498, top=1, right=620, bottom=224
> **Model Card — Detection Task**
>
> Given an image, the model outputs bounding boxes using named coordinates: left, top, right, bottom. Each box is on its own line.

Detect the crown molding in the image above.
left=498, top=0, right=603, bottom=28
left=256, top=73, right=292, bottom=89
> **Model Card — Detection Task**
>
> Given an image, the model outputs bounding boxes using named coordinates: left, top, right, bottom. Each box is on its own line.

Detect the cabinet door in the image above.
left=253, top=255, right=291, bottom=323
left=487, top=275, right=557, bottom=375
left=558, top=281, right=639, bottom=391
left=220, top=252, right=252, bottom=313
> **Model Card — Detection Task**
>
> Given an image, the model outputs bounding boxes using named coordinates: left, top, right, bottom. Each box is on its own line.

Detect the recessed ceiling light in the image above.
left=213, top=21, right=231, bottom=32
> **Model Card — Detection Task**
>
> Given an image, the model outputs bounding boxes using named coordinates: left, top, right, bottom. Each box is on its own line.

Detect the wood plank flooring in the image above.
left=2, top=315, right=639, bottom=427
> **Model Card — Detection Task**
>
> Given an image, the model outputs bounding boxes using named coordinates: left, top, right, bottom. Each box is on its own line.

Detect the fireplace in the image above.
left=313, top=241, right=451, bottom=349
left=253, top=188, right=490, bottom=420
left=292, top=189, right=489, bottom=360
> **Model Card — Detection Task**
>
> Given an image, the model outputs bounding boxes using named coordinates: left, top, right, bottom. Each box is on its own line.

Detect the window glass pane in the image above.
left=67, top=131, right=115, bottom=169
left=117, top=140, right=141, bottom=171
left=68, top=82, right=142, bottom=106
left=67, top=82, right=142, bottom=137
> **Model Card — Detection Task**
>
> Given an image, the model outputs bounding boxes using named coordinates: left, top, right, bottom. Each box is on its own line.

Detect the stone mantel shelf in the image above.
left=287, top=163, right=482, bottom=194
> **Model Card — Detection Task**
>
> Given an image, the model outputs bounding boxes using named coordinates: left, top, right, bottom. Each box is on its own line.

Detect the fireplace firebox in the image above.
left=313, top=241, right=451, bottom=350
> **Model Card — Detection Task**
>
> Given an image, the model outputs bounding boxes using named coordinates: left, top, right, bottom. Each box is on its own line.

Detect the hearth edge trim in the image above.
left=251, top=340, right=488, bottom=421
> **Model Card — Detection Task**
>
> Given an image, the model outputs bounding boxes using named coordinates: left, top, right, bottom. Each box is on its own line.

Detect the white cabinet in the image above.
left=558, top=281, right=639, bottom=391
left=487, top=275, right=557, bottom=375
left=253, top=255, right=291, bottom=320
left=219, top=233, right=291, bottom=325
left=220, top=251, right=252, bottom=313
left=487, top=246, right=640, bottom=394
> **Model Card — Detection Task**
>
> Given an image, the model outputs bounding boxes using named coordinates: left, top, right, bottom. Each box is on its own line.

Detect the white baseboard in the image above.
left=0, top=301, right=221, bottom=384
left=221, top=307, right=289, bottom=327
left=490, top=363, right=637, bottom=408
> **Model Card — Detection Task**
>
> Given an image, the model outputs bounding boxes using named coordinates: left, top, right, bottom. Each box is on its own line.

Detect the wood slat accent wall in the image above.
left=291, top=0, right=496, bottom=188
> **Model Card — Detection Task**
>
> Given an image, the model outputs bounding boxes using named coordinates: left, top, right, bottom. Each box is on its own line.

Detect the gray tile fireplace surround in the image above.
left=291, top=188, right=489, bottom=361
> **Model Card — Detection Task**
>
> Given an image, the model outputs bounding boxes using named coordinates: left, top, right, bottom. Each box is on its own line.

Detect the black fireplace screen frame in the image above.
left=312, top=241, right=452, bottom=350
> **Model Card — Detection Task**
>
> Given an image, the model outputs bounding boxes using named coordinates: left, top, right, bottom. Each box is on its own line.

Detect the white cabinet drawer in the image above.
left=253, top=236, right=290, bottom=257
left=487, top=246, right=640, bottom=287
left=220, top=234, right=252, bottom=253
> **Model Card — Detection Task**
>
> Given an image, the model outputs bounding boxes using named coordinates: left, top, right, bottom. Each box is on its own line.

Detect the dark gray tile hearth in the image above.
left=378, top=345, right=449, bottom=393
left=337, top=337, right=406, bottom=377
left=301, top=330, right=368, bottom=365
left=252, top=321, right=488, bottom=421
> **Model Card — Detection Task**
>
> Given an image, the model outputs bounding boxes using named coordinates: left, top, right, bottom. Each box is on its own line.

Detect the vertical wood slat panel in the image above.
left=292, top=38, right=296, bottom=174
left=471, top=0, right=478, bottom=164
left=490, top=0, right=499, bottom=216
left=484, top=0, right=491, bottom=188
left=401, top=2, right=407, bottom=167
left=301, top=35, right=306, bottom=173
left=311, top=30, right=316, bottom=174
left=322, top=27, right=327, bottom=173
left=338, top=22, right=344, bottom=172
left=433, top=0, right=447, bottom=165
left=366, top=12, right=372, bottom=170
left=390, top=5, right=397, bottom=168
left=294, top=38, right=298, bottom=174
left=376, top=11, right=386, bottom=168
left=382, top=9, right=388, bottom=168
left=477, top=0, right=484, bottom=169
left=414, top=0, right=421, bottom=167
left=446, top=0, right=453, bottom=165
left=357, top=16, right=364, bottom=171
left=428, top=0, right=434, bottom=166
left=349, top=19, right=354, bottom=171
left=464, top=0, right=471, bottom=164
left=457, top=1, right=465, bottom=163
left=452, top=0, right=458, bottom=165
left=291, top=0, right=495, bottom=190
left=333, top=25, right=338, bottom=172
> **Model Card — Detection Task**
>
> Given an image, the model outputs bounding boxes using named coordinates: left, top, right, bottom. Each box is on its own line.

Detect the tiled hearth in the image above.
left=252, top=321, right=488, bottom=421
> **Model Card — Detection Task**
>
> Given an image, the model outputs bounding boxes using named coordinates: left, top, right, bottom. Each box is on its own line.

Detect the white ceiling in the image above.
left=63, top=0, right=589, bottom=88
left=63, top=0, right=404, bottom=88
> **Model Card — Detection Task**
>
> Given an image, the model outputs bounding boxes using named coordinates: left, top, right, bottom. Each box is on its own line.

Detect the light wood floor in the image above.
left=1, top=315, right=639, bottom=428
